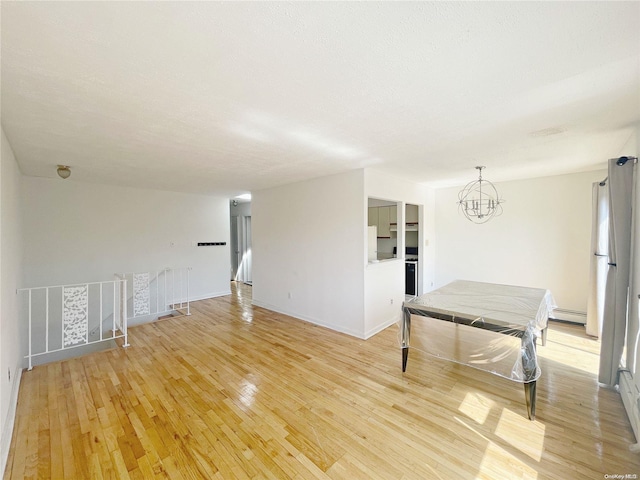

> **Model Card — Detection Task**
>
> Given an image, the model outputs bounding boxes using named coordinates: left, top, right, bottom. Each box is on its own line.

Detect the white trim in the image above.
left=364, top=317, right=398, bottom=340
left=189, top=291, right=231, bottom=302
left=126, top=290, right=233, bottom=327
left=1, top=366, right=23, bottom=477
left=251, top=300, right=365, bottom=339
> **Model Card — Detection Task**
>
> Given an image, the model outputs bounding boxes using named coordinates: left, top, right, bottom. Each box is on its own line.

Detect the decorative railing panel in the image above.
left=63, top=285, right=88, bottom=347
left=116, top=267, right=191, bottom=320
left=133, top=273, right=150, bottom=317
left=18, top=279, right=129, bottom=370
left=19, top=268, right=191, bottom=370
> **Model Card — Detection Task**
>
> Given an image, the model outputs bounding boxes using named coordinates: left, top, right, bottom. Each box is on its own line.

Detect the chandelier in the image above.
left=457, top=166, right=503, bottom=224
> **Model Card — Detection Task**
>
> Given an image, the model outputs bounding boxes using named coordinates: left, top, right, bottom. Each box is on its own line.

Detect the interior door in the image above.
left=242, top=216, right=252, bottom=285
left=230, top=215, right=239, bottom=280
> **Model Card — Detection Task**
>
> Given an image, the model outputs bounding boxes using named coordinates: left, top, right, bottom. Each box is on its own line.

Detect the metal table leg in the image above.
left=401, top=307, right=411, bottom=372
left=524, top=380, right=537, bottom=420
left=522, top=330, right=538, bottom=420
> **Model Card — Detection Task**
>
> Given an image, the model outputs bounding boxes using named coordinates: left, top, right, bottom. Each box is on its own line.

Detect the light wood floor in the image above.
left=4, top=282, right=639, bottom=479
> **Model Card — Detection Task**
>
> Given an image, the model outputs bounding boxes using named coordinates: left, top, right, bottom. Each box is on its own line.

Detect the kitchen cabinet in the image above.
left=368, top=199, right=399, bottom=260
left=377, top=207, right=391, bottom=237
left=368, top=207, right=378, bottom=227
left=368, top=206, right=394, bottom=238
left=406, top=204, right=419, bottom=224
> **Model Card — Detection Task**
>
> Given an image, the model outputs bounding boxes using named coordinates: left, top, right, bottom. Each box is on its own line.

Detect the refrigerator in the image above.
left=367, top=226, right=377, bottom=261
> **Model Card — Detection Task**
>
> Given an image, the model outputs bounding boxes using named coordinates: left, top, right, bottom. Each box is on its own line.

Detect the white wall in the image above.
left=364, top=170, right=433, bottom=337
left=435, top=170, right=607, bottom=312
left=21, top=177, right=231, bottom=299
left=0, top=129, right=24, bottom=475
left=364, top=259, right=404, bottom=338
left=252, top=170, right=366, bottom=337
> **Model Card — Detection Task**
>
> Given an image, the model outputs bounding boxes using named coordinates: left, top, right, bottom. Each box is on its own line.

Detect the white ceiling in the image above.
left=2, top=2, right=639, bottom=196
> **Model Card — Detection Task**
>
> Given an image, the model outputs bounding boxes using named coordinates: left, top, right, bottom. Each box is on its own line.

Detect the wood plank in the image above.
left=4, top=283, right=639, bottom=479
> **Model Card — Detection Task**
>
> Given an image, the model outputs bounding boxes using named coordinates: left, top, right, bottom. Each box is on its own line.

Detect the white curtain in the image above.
left=586, top=181, right=609, bottom=337
left=599, top=158, right=636, bottom=386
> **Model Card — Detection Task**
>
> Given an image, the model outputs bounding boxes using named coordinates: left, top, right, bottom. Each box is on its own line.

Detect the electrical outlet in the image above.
left=288, top=292, right=292, bottom=299
left=390, top=298, right=394, bottom=305
left=8, top=368, right=10, bottom=382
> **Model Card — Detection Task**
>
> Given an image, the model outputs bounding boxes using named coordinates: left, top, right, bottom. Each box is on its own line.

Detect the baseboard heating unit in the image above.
left=549, top=308, right=586, bottom=325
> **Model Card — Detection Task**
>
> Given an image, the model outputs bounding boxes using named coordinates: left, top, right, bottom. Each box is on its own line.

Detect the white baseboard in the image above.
left=127, top=290, right=232, bottom=327
left=619, top=369, right=640, bottom=451
left=251, top=299, right=365, bottom=339
left=1, top=366, right=23, bottom=477
left=364, top=317, right=399, bottom=340
left=189, top=290, right=232, bottom=302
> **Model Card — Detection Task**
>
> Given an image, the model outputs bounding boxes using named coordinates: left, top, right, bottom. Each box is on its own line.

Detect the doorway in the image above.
left=230, top=200, right=252, bottom=285
left=405, top=203, right=420, bottom=297
left=237, top=216, right=252, bottom=284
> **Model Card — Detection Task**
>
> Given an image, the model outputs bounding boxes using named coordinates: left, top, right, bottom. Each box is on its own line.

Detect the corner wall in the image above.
left=251, top=170, right=366, bottom=337
left=21, top=177, right=231, bottom=299
left=19, top=176, right=232, bottom=367
left=364, top=170, right=433, bottom=337
left=434, top=170, right=606, bottom=312
left=1, top=128, right=24, bottom=476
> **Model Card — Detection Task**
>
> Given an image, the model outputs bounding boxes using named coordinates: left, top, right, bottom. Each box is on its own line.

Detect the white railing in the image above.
left=115, top=267, right=192, bottom=321
left=18, top=279, right=129, bottom=371
left=18, top=268, right=191, bottom=370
